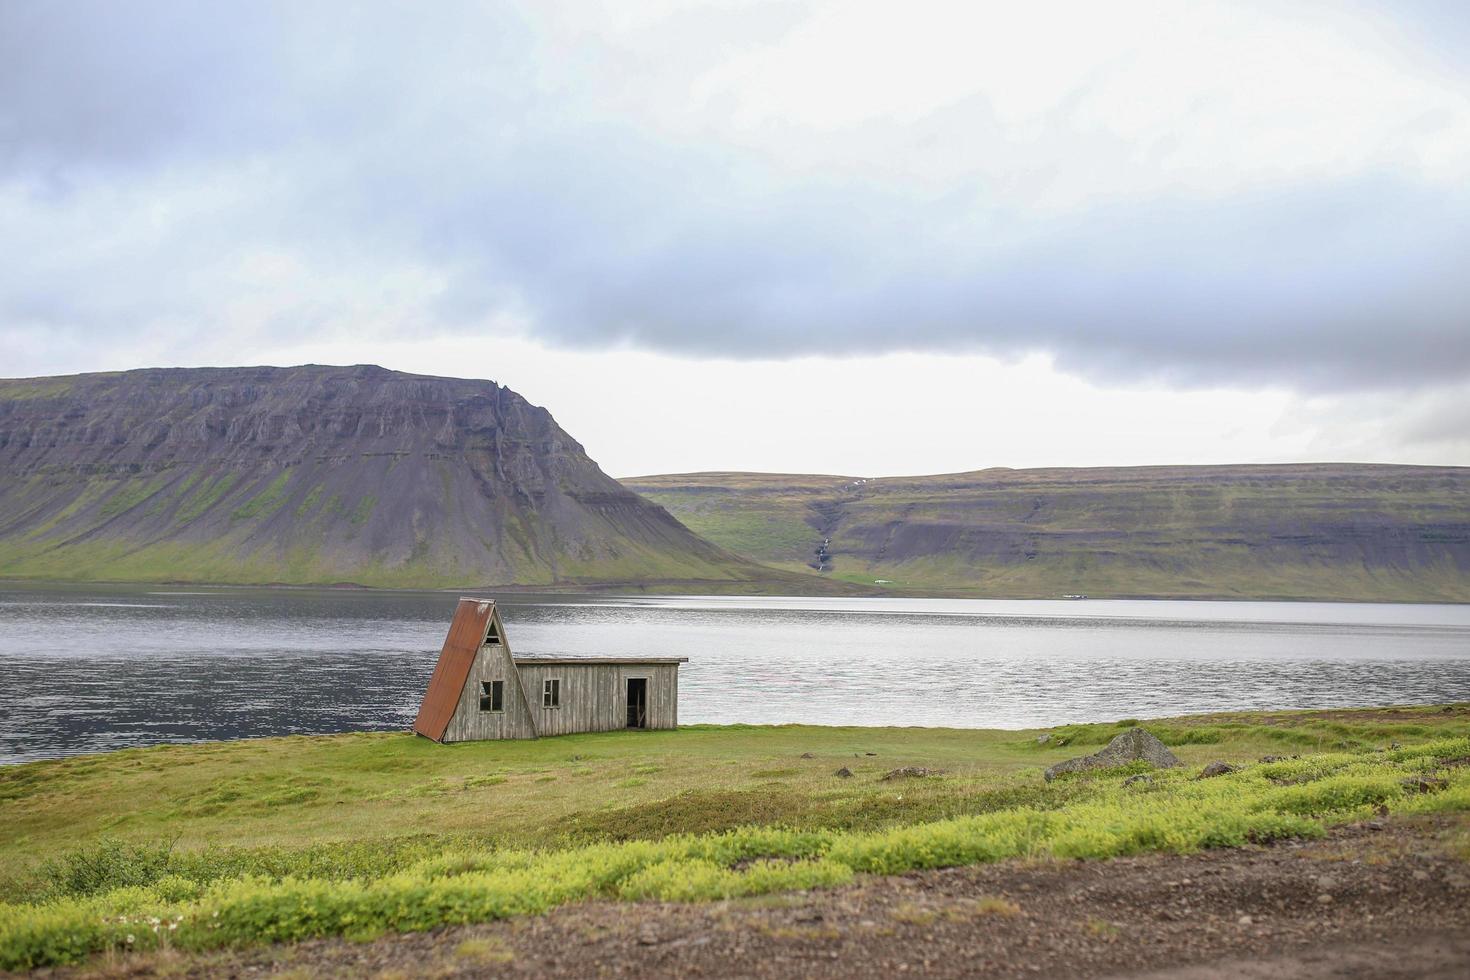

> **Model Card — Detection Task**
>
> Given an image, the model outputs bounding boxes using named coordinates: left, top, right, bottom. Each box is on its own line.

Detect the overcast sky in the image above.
left=3, top=0, right=1468, bottom=476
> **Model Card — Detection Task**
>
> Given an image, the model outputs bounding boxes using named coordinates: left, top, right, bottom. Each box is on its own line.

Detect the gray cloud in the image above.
left=2, top=0, right=1468, bottom=393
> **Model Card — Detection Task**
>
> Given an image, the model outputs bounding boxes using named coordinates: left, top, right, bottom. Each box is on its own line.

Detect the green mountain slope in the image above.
left=621, top=465, right=1470, bottom=601
left=0, top=365, right=782, bottom=589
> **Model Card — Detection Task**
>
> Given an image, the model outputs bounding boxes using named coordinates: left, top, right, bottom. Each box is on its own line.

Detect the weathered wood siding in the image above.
left=443, top=656, right=679, bottom=741
left=514, top=663, right=679, bottom=736
left=442, top=641, right=537, bottom=741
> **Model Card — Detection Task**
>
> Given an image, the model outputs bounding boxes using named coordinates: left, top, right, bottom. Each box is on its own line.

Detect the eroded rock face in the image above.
left=1043, top=728, right=1182, bottom=782
left=625, top=466, right=1470, bottom=602
left=0, top=365, right=753, bottom=586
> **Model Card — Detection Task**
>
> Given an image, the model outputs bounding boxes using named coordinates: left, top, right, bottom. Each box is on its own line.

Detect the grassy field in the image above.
left=3, top=706, right=1469, bottom=969
left=623, top=465, right=1470, bottom=601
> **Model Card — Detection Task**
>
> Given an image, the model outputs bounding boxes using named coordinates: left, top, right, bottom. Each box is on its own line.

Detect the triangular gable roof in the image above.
left=413, top=597, right=496, bottom=742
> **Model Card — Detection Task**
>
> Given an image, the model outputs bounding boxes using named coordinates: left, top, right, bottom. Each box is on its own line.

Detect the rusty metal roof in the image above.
left=413, top=597, right=495, bottom=742
left=512, top=657, right=689, bottom=665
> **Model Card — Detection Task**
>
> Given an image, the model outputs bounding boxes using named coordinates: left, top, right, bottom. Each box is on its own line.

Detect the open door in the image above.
left=626, top=678, right=648, bottom=729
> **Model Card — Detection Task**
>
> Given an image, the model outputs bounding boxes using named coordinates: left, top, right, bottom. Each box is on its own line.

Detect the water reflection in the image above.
left=1, top=584, right=1468, bottom=763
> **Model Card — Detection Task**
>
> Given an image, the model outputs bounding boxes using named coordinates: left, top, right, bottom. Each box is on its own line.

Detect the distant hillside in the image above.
left=622, top=465, right=1470, bottom=601
left=0, top=365, right=781, bottom=589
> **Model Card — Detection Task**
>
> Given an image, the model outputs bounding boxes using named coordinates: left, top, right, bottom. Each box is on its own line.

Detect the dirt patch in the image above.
left=64, top=815, right=1470, bottom=979
left=879, top=767, right=946, bottom=781
left=553, top=787, right=820, bottom=842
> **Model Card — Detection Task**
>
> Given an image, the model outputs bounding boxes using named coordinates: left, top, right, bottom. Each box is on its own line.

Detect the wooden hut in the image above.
left=413, top=597, right=686, bottom=742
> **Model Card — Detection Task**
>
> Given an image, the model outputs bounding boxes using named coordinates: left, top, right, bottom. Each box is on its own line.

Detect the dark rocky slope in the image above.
left=624, top=465, right=1470, bottom=601
left=0, top=365, right=767, bottom=588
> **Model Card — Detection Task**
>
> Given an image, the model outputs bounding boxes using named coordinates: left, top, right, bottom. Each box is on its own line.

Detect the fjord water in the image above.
left=2, top=584, right=1468, bottom=763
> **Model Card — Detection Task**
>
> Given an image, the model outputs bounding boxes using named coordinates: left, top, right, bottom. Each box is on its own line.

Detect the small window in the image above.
left=479, top=680, right=503, bottom=712
left=543, top=678, right=561, bottom=708
left=485, top=623, right=500, bottom=645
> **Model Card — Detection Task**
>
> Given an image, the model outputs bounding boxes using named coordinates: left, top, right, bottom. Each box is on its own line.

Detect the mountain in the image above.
left=622, top=465, right=1470, bottom=601
left=0, top=365, right=777, bottom=589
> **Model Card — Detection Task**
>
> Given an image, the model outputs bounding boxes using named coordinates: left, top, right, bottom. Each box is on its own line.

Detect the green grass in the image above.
left=293, top=484, right=324, bottom=518
left=174, top=473, right=240, bottom=525
left=99, top=476, right=171, bottom=518
left=232, top=471, right=295, bottom=521
left=0, top=377, right=86, bottom=400
left=348, top=493, right=377, bottom=526
left=2, top=706, right=1468, bottom=969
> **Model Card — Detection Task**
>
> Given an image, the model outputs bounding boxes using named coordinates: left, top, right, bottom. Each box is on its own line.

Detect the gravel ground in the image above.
left=58, top=814, right=1470, bottom=980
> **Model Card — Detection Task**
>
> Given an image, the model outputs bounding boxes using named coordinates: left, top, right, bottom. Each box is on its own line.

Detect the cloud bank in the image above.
left=3, top=0, right=1468, bottom=392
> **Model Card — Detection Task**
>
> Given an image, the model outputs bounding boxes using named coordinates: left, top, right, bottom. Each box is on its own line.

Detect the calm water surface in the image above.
left=2, top=584, right=1468, bottom=763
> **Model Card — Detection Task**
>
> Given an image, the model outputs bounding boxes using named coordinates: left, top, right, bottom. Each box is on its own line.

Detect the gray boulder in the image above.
left=1197, top=761, right=1239, bottom=779
left=1043, top=728, right=1181, bottom=782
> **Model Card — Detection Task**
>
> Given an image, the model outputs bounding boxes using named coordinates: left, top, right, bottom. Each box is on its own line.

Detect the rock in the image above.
left=0, top=365, right=734, bottom=588
left=1260, top=755, right=1288, bottom=763
left=1122, top=774, right=1154, bottom=787
left=1036, top=734, right=1054, bottom=745
left=1412, top=869, right=1431, bottom=881
left=799, top=752, right=816, bottom=759
left=1401, top=775, right=1448, bottom=794
left=865, top=752, right=878, bottom=756
left=880, top=766, right=945, bottom=781
left=1237, top=914, right=1253, bottom=926
left=1317, top=893, right=1334, bottom=905
left=1197, top=762, right=1238, bottom=779
left=833, top=767, right=854, bottom=778
left=1042, top=728, right=1182, bottom=782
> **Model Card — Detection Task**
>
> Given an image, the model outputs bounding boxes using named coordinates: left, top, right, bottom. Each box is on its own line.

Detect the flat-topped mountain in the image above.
left=0, top=365, right=766, bottom=588
left=623, top=464, right=1470, bottom=601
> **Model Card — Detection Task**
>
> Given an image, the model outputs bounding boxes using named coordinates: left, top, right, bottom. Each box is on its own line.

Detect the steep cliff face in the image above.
left=0, top=365, right=757, bottom=587
left=625, top=465, right=1470, bottom=601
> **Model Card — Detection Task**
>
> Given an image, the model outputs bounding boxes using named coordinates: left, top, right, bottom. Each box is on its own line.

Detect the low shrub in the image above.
left=618, top=858, right=852, bottom=902
left=35, top=837, right=175, bottom=900
left=1265, top=775, right=1404, bottom=816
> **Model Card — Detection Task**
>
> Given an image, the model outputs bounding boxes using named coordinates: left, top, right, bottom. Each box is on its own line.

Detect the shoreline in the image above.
left=4, top=575, right=1469, bottom=605
left=7, top=703, right=1470, bottom=769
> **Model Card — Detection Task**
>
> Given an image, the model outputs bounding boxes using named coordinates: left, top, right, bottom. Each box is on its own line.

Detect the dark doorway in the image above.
left=626, top=678, right=648, bottom=729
